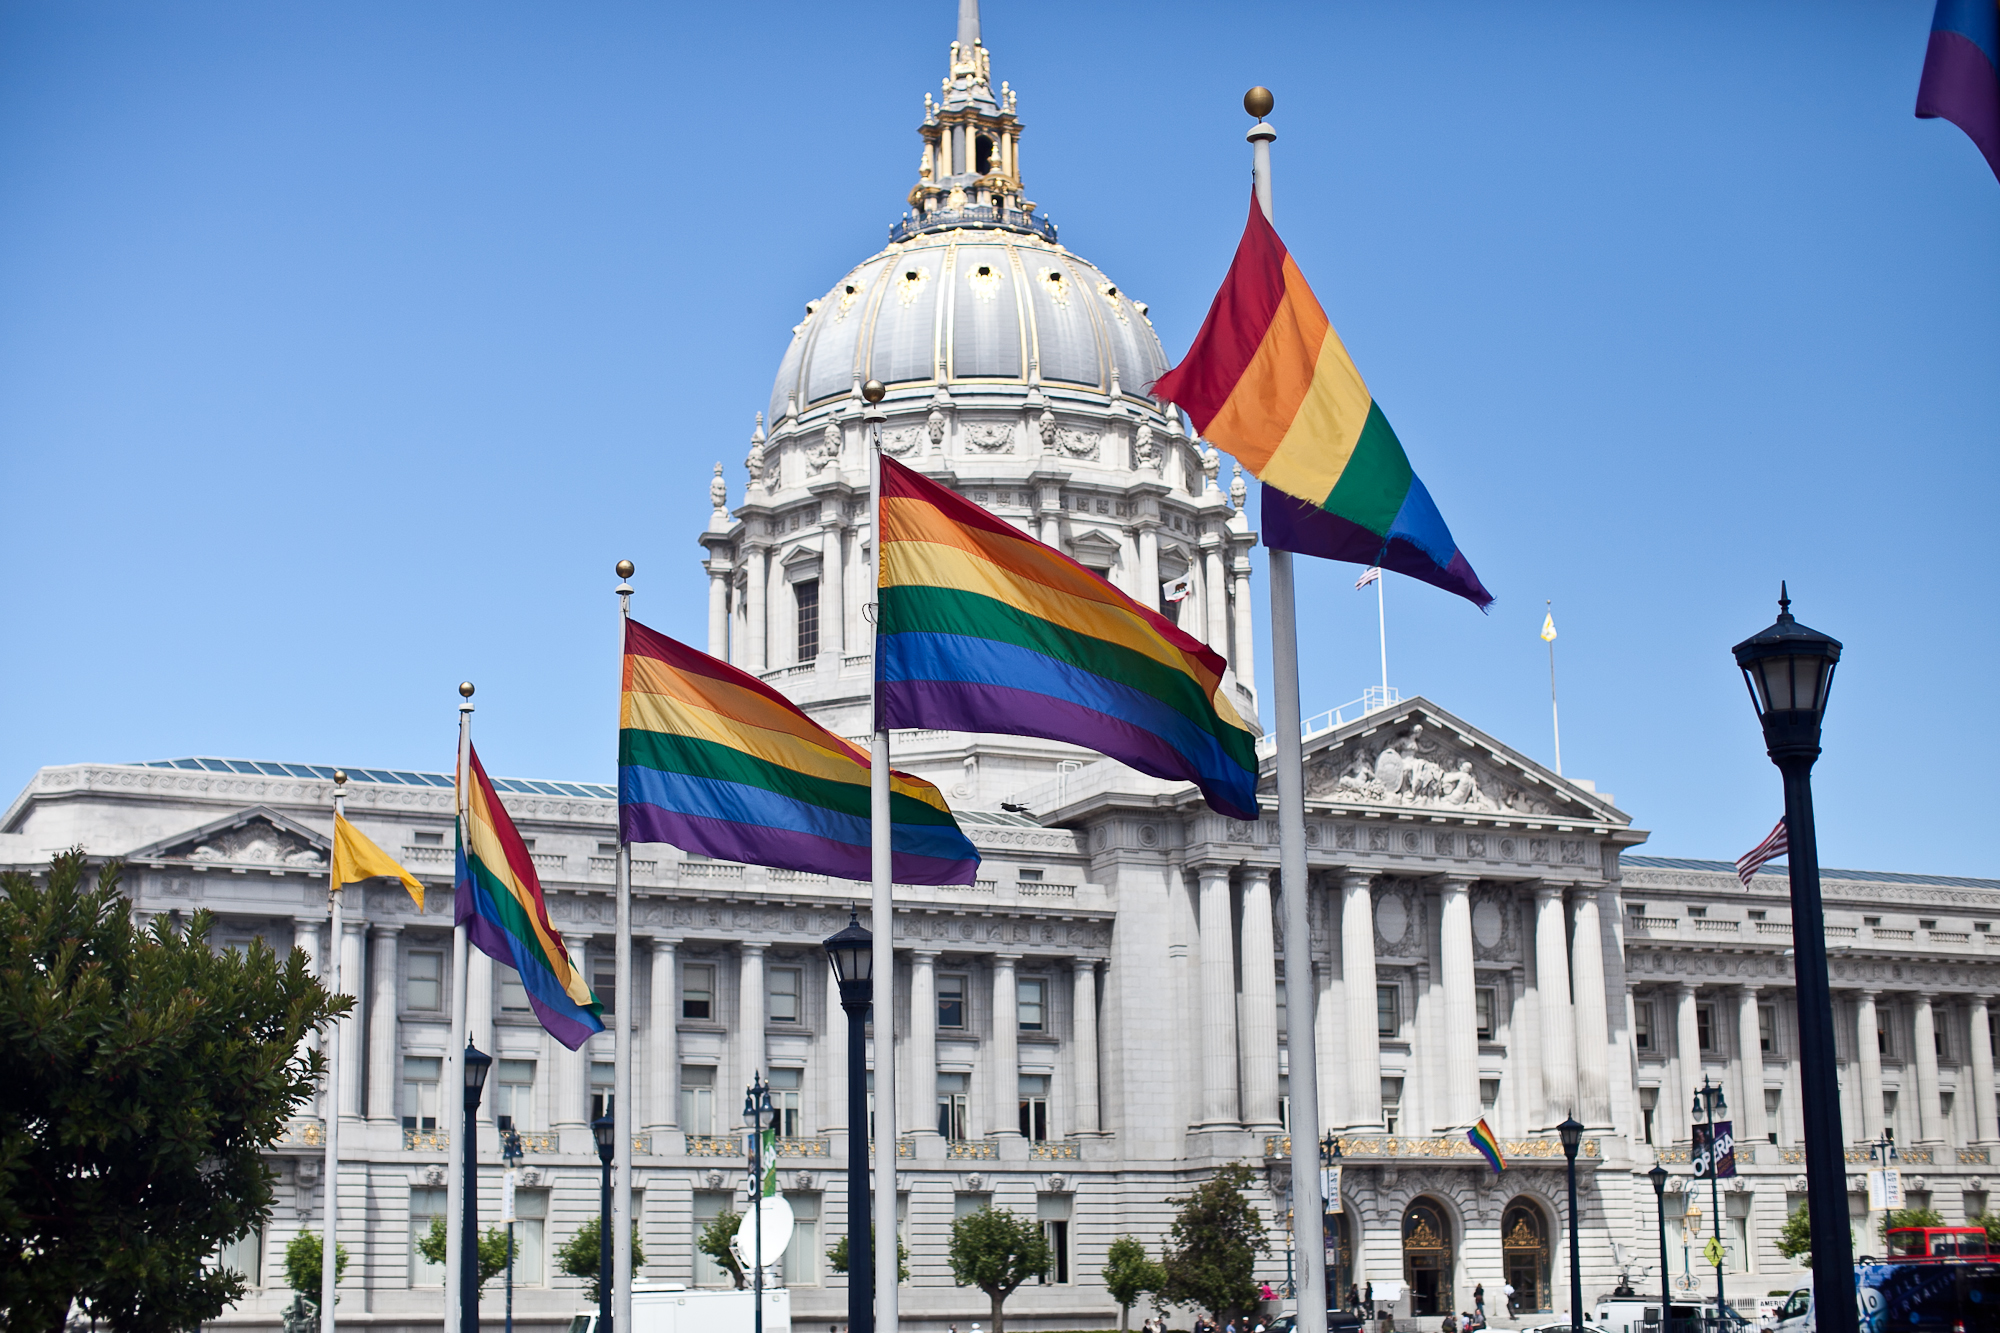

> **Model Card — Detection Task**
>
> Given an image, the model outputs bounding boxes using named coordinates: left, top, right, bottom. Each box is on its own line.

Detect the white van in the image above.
left=567, top=1285, right=790, bottom=1333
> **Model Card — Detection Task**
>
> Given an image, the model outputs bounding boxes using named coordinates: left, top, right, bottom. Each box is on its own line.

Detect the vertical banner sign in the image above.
left=1711, top=1121, right=1737, bottom=1179
left=1867, top=1168, right=1905, bottom=1211
left=1321, top=1165, right=1342, bottom=1210
left=1691, top=1123, right=1714, bottom=1179
left=501, top=1169, right=518, bottom=1225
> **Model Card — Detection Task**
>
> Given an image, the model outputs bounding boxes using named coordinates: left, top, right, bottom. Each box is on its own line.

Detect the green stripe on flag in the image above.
left=1323, top=400, right=1414, bottom=536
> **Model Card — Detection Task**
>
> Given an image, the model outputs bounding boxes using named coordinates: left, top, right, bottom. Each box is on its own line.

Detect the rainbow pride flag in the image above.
left=1467, top=1117, right=1507, bottom=1173
left=1916, top=0, right=2000, bottom=183
left=619, top=617, right=979, bottom=885
left=1153, top=194, right=1491, bottom=610
left=455, top=745, right=604, bottom=1050
left=875, top=455, right=1260, bottom=821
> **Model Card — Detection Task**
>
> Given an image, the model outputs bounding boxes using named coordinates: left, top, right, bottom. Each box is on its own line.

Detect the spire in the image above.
left=956, top=0, right=979, bottom=49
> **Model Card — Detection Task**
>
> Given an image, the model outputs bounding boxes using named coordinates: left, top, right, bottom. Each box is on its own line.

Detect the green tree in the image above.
left=1160, top=1164, right=1269, bottom=1327
left=1881, top=1206, right=1946, bottom=1243
left=0, top=851, right=347, bottom=1333
left=281, top=1231, right=349, bottom=1303
left=415, top=1216, right=515, bottom=1294
left=696, top=1209, right=747, bottom=1289
left=1977, top=1211, right=2000, bottom=1247
left=553, top=1217, right=646, bottom=1303
left=1102, top=1234, right=1166, bottom=1331
left=826, top=1227, right=911, bottom=1282
left=947, top=1205, right=1050, bottom=1333
left=1775, top=1205, right=1811, bottom=1262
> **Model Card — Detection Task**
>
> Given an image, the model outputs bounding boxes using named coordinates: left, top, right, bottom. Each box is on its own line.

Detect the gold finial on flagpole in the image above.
left=861, top=378, right=886, bottom=403
left=1244, top=86, right=1273, bottom=119
left=334, top=769, right=347, bottom=786
left=458, top=682, right=474, bottom=699
left=615, top=559, right=635, bottom=579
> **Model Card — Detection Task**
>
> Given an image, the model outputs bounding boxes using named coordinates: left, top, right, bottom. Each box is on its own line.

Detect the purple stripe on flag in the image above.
left=1263, top=488, right=1494, bottom=609
left=620, top=800, right=978, bottom=886
left=1917, top=29, right=2000, bottom=182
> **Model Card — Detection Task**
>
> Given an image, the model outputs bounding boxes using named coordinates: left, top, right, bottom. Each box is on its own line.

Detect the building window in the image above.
left=1279, top=1073, right=1290, bottom=1131
left=783, top=1193, right=820, bottom=1285
left=680, top=1066, right=715, bottom=1135
left=414, top=830, right=445, bottom=847
left=693, top=1192, right=733, bottom=1287
left=769, top=967, right=802, bottom=1023
left=1864, top=916, right=1882, bottom=927
left=1879, top=1015, right=1893, bottom=1056
left=1640, top=1087, right=1658, bottom=1144
left=1686, top=905, right=1707, bottom=918
left=500, top=972, right=530, bottom=1013
left=402, top=1056, right=441, bottom=1131
left=1936, top=1023, right=1950, bottom=1061
left=1634, top=1001, right=1654, bottom=1052
left=938, top=973, right=966, bottom=1029
left=1377, top=985, right=1400, bottom=1039
left=509, top=1189, right=547, bottom=1285
left=1480, top=1078, right=1500, bottom=1113
left=1037, top=1195, right=1071, bottom=1284
left=795, top=579, right=820, bottom=661
left=937, top=1072, right=970, bottom=1140
left=1018, top=867, right=1043, bottom=882
left=1018, top=978, right=1046, bottom=1032
left=682, top=964, right=714, bottom=1020
left=1883, top=1090, right=1899, bottom=1140
left=1382, top=1077, right=1404, bottom=1135
left=407, top=951, right=443, bottom=1011
left=1763, top=1088, right=1783, bottom=1144
left=590, top=1061, right=614, bottom=1123
left=1476, top=988, right=1495, bottom=1041
left=494, top=1059, right=535, bottom=1131
left=1748, top=908, right=1767, bottom=921
left=1019, top=1074, right=1050, bottom=1141
left=771, top=1068, right=803, bottom=1137
left=217, top=1226, right=264, bottom=1288
left=410, top=1187, right=448, bottom=1285
left=1759, top=1004, right=1776, bottom=1054
left=1696, top=1003, right=1717, bottom=1053
left=591, top=957, right=616, bottom=1017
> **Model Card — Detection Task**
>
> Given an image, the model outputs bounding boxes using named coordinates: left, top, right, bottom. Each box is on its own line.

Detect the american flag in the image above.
left=1355, top=566, right=1381, bottom=590
left=1735, top=819, right=1788, bottom=888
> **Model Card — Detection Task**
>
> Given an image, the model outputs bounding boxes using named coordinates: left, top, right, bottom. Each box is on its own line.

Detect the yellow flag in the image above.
left=333, top=813, right=425, bottom=910
left=1540, top=612, right=1557, bottom=643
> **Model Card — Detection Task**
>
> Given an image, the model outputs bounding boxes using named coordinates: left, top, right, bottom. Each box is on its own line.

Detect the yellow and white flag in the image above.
left=332, top=813, right=425, bottom=909
left=1540, top=612, right=1558, bottom=643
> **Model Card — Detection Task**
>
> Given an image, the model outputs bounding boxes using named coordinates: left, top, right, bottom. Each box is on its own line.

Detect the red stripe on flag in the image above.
left=1150, top=192, right=1291, bottom=431
left=1735, top=819, right=1788, bottom=887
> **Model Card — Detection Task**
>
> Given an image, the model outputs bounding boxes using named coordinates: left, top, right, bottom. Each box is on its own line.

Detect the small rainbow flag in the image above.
left=875, top=455, right=1260, bottom=822
left=456, top=745, right=604, bottom=1050
left=619, top=617, right=979, bottom=885
left=1153, top=194, right=1491, bottom=610
left=1467, top=1117, right=1507, bottom=1174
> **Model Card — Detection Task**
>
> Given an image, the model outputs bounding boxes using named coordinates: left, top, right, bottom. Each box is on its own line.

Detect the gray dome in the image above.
left=767, top=231, right=1169, bottom=425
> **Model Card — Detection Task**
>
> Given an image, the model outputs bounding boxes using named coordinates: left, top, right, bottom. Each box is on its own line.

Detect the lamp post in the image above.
left=461, top=1041, right=493, bottom=1333
left=824, top=910, right=875, bottom=1333
left=1321, top=1134, right=1343, bottom=1312
left=1863, top=1131, right=1899, bottom=1260
left=500, top=1118, right=523, bottom=1333
left=744, top=1073, right=777, bottom=1333
left=1691, top=1078, right=1729, bottom=1325
left=1559, top=1116, right=1584, bottom=1333
left=593, top=1106, right=615, bottom=1333
left=1732, top=587, right=1853, bottom=1333
left=1648, top=1166, right=1672, bottom=1333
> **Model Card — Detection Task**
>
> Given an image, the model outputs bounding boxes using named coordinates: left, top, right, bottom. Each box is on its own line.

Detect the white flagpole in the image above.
left=613, top=561, right=636, bottom=1333
left=1376, top=571, right=1388, bottom=703
left=322, top=774, right=347, bottom=1333
left=1247, top=88, right=1328, bottom=1333
left=864, top=379, right=897, bottom=1333
left=446, top=685, right=475, bottom=1333
left=1546, top=599, right=1562, bottom=776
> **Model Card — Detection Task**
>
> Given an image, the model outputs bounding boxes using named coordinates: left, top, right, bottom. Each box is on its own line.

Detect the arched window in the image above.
left=1501, top=1197, right=1553, bottom=1314
left=1402, top=1198, right=1454, bottom=1316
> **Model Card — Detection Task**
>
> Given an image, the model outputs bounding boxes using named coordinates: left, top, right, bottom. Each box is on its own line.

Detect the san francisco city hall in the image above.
left=5, top=8, right=1997, bottom=1331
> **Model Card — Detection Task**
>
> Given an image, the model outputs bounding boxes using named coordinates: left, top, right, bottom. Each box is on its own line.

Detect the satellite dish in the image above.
left=730, top=1194, right=796, bottom=1268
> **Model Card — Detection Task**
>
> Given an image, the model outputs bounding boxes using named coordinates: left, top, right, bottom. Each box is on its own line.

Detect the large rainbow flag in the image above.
left=619, top=617, right=980, bottom=885
left=456, top=745, right=604, bottom=1050
left=1152, top=194, right=1491, bottom=610
left=875, top=455, right=1260, bottom=821
left=1916, top=0, right=2000, bottom=183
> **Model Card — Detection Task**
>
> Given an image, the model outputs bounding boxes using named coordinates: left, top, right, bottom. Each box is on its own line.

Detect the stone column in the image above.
left=1969, top=997, right=1998, bottom=1143
left=1569, top=889, right=1612, bottom=1127
left=1197, top=865, right=1242, bottom=1129
left=647, top=939, right=677, bottom=1132
left=367, top=925, right=401, bottom=1120
left=1231, top=555, right=1256, bottom=691
left=293, top=917, right=322, bottom=1113
left=1204, top=538, right=1229, bottom=650
left=1238, top=867, right=1282, bottom=1132
left=820, top=521, right=845, bottom=658
left=1735, top=984, right=1765, bottom=1147
left=1315, top=878, right=1347, bottom=1127
left=745, top=545, right=768, bottom=674
left=1856, top=990, right=1885, bottom=1142
left=738, top=943, right=767, bottom=1122
left=1534, top=884, right=1578, bottom=1126
left=706, top=561, right=729, bottom=659
left=1673, top=982, right=1700, bottom=1143
left=1914, top=993, right=1945, bottom=1143
left=1072, top=959, right=1101, bottom=1135
left=990, top=954, right=1021, bottom=1138
left=554, top=1032, right=589, bottom=1144
left=1438, top=876, right=1479, bottom=1129
left=1341, top=870, right=1383, bottom=1128
left=338, top=919, right=366, bottom=1120
left=910, top=950, right=939, bottom=1138
left=1137, top=523, right=1161, bottom=610
left=823, top=960, right=847, bottom=1135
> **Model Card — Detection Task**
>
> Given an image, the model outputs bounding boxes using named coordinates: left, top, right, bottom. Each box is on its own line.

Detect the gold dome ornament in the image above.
left=616, top=560, right=635, bottom=579
left=458, top=682, right=475, bottom=699
left=1243, top=86, right=1274, bottom=120
left=862, top=379, right=887, bottom=404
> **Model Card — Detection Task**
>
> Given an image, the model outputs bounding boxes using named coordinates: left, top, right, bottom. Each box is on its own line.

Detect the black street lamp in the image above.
left=1649, top=1165, right=1672, bottom=1333
left=461, top=1042, right=493, bottom=1333
left=593, top=1104, right=616, bottom=1333
left=1732, top=586, right=1853, bottom=1333
left=744, top=1073, right=777, bottom=1333
left=1691, top=1078, right=1730, bottom=1324
left=499, top=1117, right=524, bottom=1333
left=824, top=910, right=875, bottom=1333
left=1559, top=1116, right=1584, bottom=1333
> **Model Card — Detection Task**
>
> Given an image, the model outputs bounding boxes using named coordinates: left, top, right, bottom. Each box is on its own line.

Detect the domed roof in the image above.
left=767, top=232, right=1169, bottom=425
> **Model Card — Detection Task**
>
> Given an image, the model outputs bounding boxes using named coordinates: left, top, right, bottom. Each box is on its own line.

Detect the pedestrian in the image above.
left=1351, top=1283, right=1364, bottom=1313
left=1475, top=1284, right=1486, bottom=1320
left=1503, top=1283, right=1517, bottom=1319
left=1262, top=1281, right=1278, bottom=1301
left=1366, top=1281, right=1376, bottom=1316
left=1441, top=1314, right=1458, bottom=1333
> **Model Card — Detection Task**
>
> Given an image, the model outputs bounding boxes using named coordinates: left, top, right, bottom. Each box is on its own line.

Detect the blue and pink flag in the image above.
left=1917, top=0, right=2000, bottom=182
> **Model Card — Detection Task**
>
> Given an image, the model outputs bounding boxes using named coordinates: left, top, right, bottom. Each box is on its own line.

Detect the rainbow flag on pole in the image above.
left=1153, top=194, right=1491, bottom=610
left=875, top=455, right=1260, bottom=821
left=619, top=617, right=979, bottom=885
left=1916, top=0, right=2000, bottom=183
left=1467, top=1117, right=1507, bottom=1173
left=456, top=745, right=604, bottom=1050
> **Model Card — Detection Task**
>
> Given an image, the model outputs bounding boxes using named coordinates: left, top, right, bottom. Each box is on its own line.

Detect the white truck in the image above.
left=566, top=1285, right=790, bottom=1333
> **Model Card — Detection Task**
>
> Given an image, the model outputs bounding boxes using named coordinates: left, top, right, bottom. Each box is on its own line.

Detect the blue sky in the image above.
left=1, top=1, right=1993, bottom=875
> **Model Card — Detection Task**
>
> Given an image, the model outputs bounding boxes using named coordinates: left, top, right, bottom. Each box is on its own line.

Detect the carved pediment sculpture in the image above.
left=133, top=806, right=329, bottom=868
left=1305, top=721, right=1565, bottom=817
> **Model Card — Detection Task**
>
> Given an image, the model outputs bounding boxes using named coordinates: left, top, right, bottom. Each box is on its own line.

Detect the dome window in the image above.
left=1039, top=268, right=1071, bottom=308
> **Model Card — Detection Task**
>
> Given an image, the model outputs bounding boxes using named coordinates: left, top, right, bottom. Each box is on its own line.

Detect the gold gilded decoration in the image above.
left=966, top=263, right=1003, bottom=302
left=1039, top=268, right=1071, bottom=308
left=896, top=266, right=932, bottom=307
left=1264, top=1134, right=1601, bottom=1161
left=1097, top=281, right=1130, bottom=325
left=1404, top=1217, right=1445, bottom=1251
left=1503, top=1217, right=1542, bottom=1251
left=835, top=280, right=865, bottom=322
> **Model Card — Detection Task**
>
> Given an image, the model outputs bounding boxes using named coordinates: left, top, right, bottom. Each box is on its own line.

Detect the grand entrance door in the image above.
left=1501, top=1199, right=1552, bottom=1314
left=1325, top=1210, right=1354, bottom=1307
left=1402, top=1199, right=1454, bottom=1317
